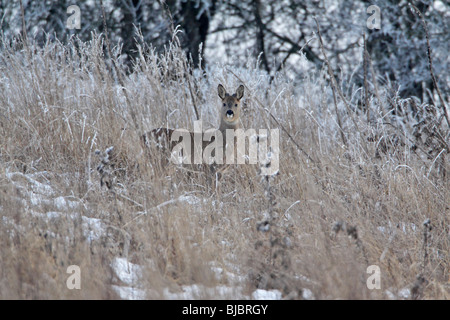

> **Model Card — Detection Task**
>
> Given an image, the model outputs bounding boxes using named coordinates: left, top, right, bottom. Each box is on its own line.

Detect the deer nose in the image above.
left=226, top=110, right=234, bottom=118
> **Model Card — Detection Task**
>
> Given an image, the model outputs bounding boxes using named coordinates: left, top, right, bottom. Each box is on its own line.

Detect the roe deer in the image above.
left=97, top=83, right=277, bottom=189
left=97, top=84, right=244, bottom=188
left=141, top=84, right=245, bottom=166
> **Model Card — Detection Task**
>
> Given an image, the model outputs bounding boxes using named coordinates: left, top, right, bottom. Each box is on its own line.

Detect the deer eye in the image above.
left=223, top=103, right=226, bottom=107
left=234, top=104, right=237, bottom=107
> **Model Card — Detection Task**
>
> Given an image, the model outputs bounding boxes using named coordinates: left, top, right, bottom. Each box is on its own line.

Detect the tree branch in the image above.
left=409, top=3, right=449, bottom=128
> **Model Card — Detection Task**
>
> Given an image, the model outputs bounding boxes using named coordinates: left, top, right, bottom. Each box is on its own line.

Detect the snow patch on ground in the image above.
left=110, top=257, right=147, bottom=299
left=385, top=287, right=411, bottom=300
left=251, top=289, right=282, bottom=300
left=164, top=284, right=247, bottom=300
left=209, top=261, right=246, bottom=284
left=111, top=257, right=143, bottom=286
left=7, top=171, right=54, bottom=196
left=5, top=170, right=317, bottom=300
left=377, top=221, right=418, bottom=235
left=112, top=285, right=147, bottom=300
left=7, top=171, right=106, bottom=243
left=302, top=288, right=314, bottom=300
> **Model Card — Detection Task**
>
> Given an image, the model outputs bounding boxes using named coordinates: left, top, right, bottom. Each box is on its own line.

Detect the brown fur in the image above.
left=141, top=84, right=244, bottom=165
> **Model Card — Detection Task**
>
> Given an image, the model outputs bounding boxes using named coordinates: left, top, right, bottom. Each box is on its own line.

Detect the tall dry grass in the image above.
left=0, top=32, right=448, bottom=299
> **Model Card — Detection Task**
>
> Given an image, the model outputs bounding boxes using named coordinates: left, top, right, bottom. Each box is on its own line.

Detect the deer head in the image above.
left=218, top=84, right=244, bottom=131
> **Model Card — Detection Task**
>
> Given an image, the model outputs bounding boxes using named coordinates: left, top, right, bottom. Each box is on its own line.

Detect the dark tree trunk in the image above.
left=253, top=0, right=270, bottom=74
left=167, top=0, right=217, bottom=69
left=120, top=0, right=143, bottom=69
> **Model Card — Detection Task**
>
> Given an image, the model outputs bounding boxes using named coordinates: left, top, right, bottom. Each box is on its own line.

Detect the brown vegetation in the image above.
left=0, top=34, right=448, bottom=299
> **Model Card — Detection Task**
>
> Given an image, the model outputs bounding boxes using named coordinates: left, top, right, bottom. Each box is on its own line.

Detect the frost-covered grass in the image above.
left=0, top=34, right=448, bottom=299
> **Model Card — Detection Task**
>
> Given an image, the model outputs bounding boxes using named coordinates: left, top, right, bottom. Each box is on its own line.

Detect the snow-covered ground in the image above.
left=5, top=168, right=429, bottom=300
left=109, top=255, right=302, bottom=300
left=4, top=169, right=288, bottom=300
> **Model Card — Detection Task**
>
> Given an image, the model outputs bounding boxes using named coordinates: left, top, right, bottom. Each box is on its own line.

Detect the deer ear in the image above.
left=235, top=85, right=244, bottom=100
left=218, top=84, right=227, bottom=100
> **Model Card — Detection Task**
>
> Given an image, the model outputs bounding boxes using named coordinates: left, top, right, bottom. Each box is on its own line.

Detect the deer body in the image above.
left=97, top=84, right=245, bottom=188
left=141, top=84, right=244, bottom=166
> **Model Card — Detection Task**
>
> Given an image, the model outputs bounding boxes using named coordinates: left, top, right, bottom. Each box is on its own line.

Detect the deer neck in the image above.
left=219, top=120, right=241, bottom=134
